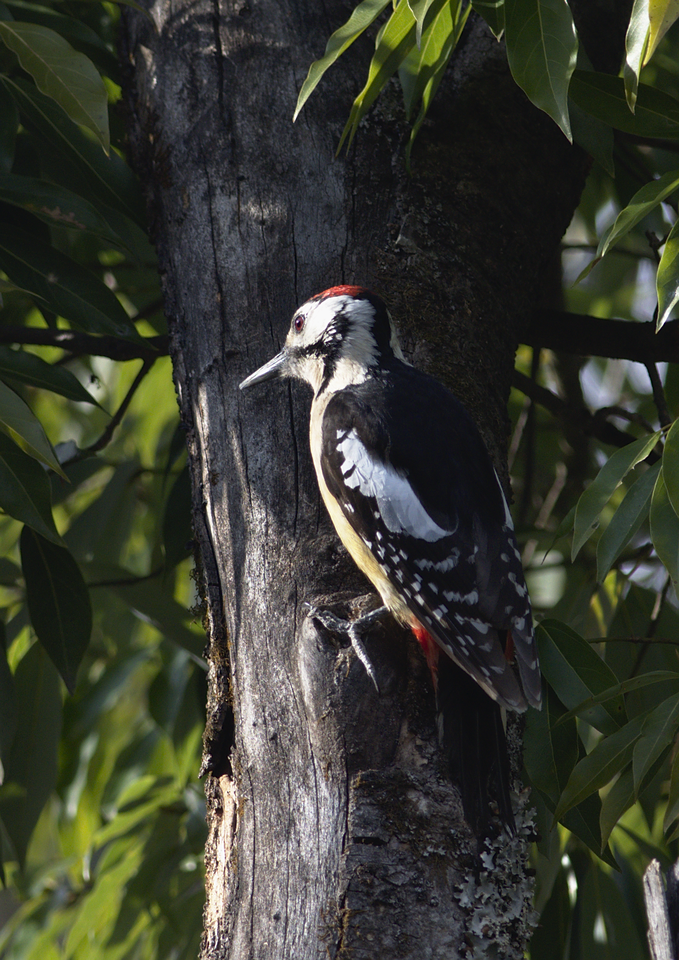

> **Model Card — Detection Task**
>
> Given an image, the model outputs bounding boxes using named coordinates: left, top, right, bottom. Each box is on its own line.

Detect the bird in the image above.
left=239, top=285, right=541, bottom=835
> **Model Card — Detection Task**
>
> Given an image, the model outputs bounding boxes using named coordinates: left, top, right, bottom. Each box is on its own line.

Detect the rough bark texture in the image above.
left=121, top=3, right=588, bottom=957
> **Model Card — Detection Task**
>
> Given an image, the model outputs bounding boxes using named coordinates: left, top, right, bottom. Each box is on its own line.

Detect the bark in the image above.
left=121, top=3, right=588, bottom=957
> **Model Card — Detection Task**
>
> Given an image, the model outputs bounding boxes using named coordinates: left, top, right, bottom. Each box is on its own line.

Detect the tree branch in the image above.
left=512, top=370, right=642, bottom=449
left=524, top=309, right=679, bottom=364
left=0, top=326, right=169, bottom=361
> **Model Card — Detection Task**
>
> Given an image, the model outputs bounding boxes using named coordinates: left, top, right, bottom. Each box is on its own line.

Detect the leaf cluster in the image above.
left=0, top=3, right=204, bottom=958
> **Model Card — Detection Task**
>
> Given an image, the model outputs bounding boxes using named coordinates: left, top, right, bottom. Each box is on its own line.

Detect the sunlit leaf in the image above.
left=597, top=169, right=679, bottom=261
left=650, top=469, right=679, bottom=584
left=504, top=0, right=577, bottom=141
left=657, top=218, right=679, bottom=330
left=572, top=433, right=661, bottom=560
left=553, top=712, right=647, bottom=821
left=569, top=70, right=679, bottom=139
left=625, top=0, right=650, bottom=111
left=0, top=432, right=62, bottom=545
left=0, top=21, right=108, bottom=152
left=339, top=0, right=448, bottom=151
left=293, top=0, right=391, bottom=121
left=20, top=526, right=92, bottom=693
left=632, top=691, right=679, bottom=795
left=646, top=0, right=679, bottom=63
left=597, top=460, right=660, bottom=581
left=0, top=379, right=67, bottom=478
left=537, top=621, right=625, bottom=734
left=404, top=0, right=470, bottom=166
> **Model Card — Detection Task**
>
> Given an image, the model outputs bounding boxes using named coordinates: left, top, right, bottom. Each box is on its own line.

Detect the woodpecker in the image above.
left=240, top=285, right=541, bottom=834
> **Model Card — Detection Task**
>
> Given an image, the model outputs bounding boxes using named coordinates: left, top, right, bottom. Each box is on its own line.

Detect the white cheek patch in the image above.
left=337, top=429, right=453, bottom=542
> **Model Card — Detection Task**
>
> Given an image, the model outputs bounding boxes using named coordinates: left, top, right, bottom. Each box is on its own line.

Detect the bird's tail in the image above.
left=437, top=654, right=515, bottom=836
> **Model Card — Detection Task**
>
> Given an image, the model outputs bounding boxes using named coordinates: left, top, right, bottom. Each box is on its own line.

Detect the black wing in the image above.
left=321, top=362, right=541, bottom=711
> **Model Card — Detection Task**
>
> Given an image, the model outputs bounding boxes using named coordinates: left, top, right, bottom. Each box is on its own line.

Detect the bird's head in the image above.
left=239, top=285, right=403, bottom=395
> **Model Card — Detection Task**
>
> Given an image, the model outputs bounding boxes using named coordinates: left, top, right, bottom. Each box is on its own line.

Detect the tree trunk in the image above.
left=121, top=3, right=588, bottom=957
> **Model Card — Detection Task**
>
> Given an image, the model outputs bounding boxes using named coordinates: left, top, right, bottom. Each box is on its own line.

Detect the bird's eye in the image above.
left=294, top=314, right=305, bottom=333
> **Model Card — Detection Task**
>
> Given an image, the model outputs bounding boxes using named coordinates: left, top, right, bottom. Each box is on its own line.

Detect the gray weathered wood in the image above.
left=120, top=3, right=588, bottom=957
left=645, top=859, right=675, bottom=960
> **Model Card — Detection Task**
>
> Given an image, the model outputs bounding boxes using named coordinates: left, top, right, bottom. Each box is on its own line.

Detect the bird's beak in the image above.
left=239, top=349, right=289, bottom=390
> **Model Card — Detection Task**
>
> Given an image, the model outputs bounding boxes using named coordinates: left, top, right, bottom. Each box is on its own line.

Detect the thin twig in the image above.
left=645, top=362, right=673, bottom=428
left=66, top=359, right=155, bottom=464
left=0, top=326, right=169, bottom=361
left=88, top=565, right=165, bottom=588
left=512, top=370, right=640, bottom=450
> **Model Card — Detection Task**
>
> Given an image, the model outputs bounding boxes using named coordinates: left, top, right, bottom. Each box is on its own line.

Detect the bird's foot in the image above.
left=304, top=602, right=388, bottom=693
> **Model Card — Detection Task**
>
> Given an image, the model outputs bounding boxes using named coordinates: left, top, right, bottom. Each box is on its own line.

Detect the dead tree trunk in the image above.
left=121, top=3, right=587, bottom=956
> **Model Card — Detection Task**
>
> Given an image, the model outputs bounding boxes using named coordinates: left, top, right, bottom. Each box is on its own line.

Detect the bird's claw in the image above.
left=304, top=602, right=387, bottom=694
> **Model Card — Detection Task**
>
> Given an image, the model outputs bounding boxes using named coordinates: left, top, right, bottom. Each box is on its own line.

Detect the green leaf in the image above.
left=562, top=793, right=618, bottom=868
left=597, top=460, right=660, bottom=581
left=0, top=80, right=18, bottom=174
left=553, top=712, right=647, bottom=820
left=657, top=217, right=679, bottom=330
left=0, top=379, right=67, bottom=477
left=632, top=692, right=679, bottom=794
left=0, top=21, right=108, bottom=152
left=504, top=0, right=577, bottom=141
left=569, top=70, right=679, bottom=139
left=0, top=432, right=62, bottom=544
left=400, top=0, right=456, bottom=119
left=470, top=0, right=504, bottom=37
left=537, top=621, right=626, bottom=734
left=568, top=95, right=615, bottom=176
left=557, top=670, right=679, bottom=727
left=572, top=432, right=661, bottom=560
left=85, top=561, right=205, bottom=661
left=20, top=526, right=91, bottom=692
left=293, top=0, right=391, bottom=121
left=408, top=0, right=437, bottom=46
left=0, top=173, right=134, bottom=251
left=663, top=748, right=679, bottom=832
left=404, top=1, right=470, bottom=166
left=0, top=626, right=17, bottom=772
left=650, top=468, right=679, bottom=584
left=663, top=418, right=679, bottom=515
left=597, top=169, right=679, bottom=261
left=3, top=77, right=145, bottom=226
left=162, top=465, right=193, bottom=569
left=524, top=683, right=578, bottom=806
left=0, top=643, right=61, bottom=865
left=0, top=346, right=100, bottom=406
left=646, top=0, right=679, bottom=63
left=0, top=224, right=143, bottom=341
left=625, top=0, right=650, bottom=111
left=599, top=766, right=635, bottom=849
left=339, top=0, right=448, bottom=151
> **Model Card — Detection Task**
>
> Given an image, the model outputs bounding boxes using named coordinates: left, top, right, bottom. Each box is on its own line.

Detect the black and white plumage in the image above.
left=240, top=286, right=541, bottom=834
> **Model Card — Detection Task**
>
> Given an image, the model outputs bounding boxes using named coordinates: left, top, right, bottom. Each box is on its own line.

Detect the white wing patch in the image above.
left=337, top=428, right=454, bottom=542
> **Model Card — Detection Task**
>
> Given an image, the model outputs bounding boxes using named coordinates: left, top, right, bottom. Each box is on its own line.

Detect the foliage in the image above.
left=5, top=0, right=679, bottom=957
left=0, top=1, right=205, bottom=957
left=297, top=0, right=679, bottom=956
